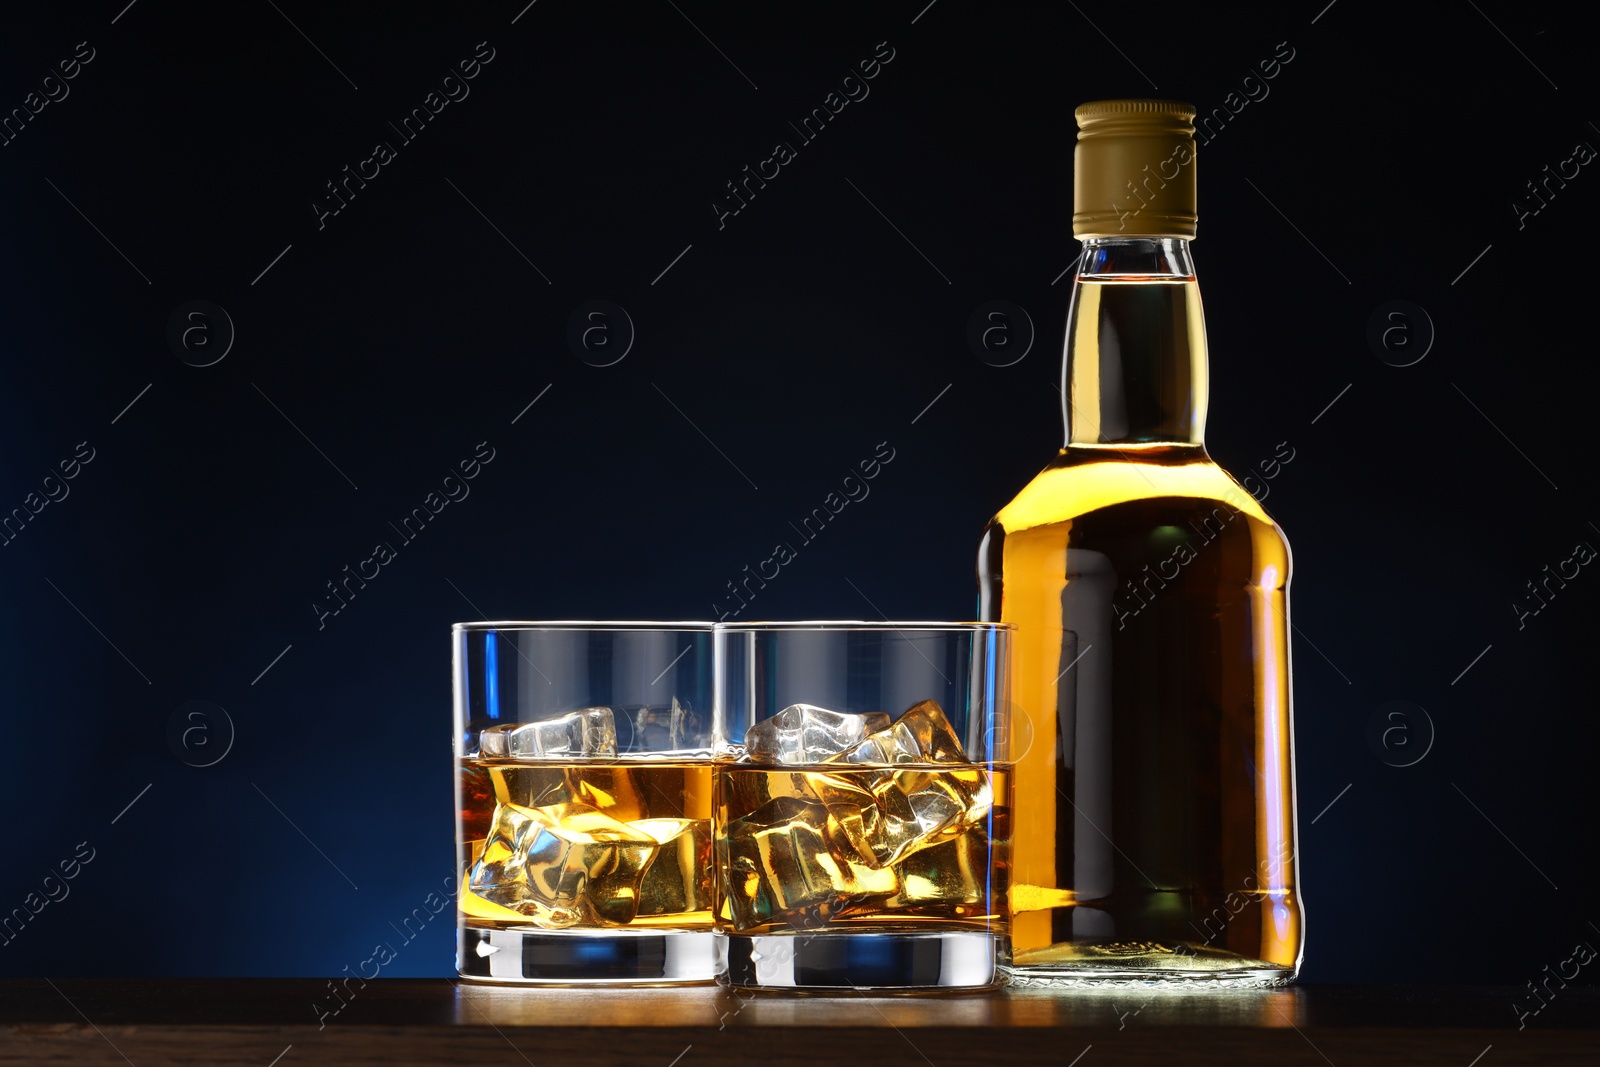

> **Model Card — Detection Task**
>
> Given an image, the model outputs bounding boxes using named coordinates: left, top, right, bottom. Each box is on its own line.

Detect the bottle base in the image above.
left=1004, top=940, right=1298, bottom=987
left=722, top=930, right=1002, bottom=990
left=457, top=925, right=723, bottom=985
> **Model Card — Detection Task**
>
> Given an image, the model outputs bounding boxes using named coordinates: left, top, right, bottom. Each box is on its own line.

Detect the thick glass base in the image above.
left=722, top=931, right=1002, bottom=990
left=1004, top=940, right=1297, bottom=987
left=457, top=925, right=723, bottom=985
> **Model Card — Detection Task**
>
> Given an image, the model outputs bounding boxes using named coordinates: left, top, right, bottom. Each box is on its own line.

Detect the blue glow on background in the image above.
left=485, top=632, right=500, bottom=720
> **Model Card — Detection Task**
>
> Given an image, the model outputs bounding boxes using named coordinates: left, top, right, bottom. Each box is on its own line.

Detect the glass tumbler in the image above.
left=454, top=622, right=720, bottom=984
left=714, top=621, right=1012, bottom=990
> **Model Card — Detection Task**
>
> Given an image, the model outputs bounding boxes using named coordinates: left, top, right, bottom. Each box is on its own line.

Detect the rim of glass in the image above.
left=713, top=620, right=1012, bottom=632
left=452, top=621, right=714, bottom=633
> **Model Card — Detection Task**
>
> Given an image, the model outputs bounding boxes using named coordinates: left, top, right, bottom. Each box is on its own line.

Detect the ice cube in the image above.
left=633, top=818, right=713, bottom=918
left=817, top=764, right=993, bottom=871
left=881, top=765, right=992, bottom=858
left=720, top=794, right=898, bottom=931
left=467, top=799, right=658, bottom=928
left=883, top=830, right=996, bottom=913
left=722, top=700, right=996, bottom=932
left=833, top=700, right=968, bottom=765
left=743, top=704, right=892, bottom=765
left=479, top=707, right=617, bottom=759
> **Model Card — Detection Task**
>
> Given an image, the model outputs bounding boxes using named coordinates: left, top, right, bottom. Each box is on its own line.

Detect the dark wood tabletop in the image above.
left=1, top=980, right=1594, bottom=1065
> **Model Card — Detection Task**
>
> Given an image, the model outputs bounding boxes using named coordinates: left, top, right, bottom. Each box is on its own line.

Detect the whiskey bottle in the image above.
left=978, top=99, right=1302, bottom=983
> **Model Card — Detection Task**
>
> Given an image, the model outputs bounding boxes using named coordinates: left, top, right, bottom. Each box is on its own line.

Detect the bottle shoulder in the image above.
left=987, top=447, right=1286, bottom=540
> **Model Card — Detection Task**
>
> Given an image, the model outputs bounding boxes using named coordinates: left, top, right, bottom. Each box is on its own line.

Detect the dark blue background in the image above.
left=1, top=1, right=1592, bottom=984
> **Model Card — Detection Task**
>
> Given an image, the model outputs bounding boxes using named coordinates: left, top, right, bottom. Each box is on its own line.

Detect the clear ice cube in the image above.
left=721, top=794, right=899, bottom=930
left=742, top=704, right=891, bottom=765
left=467, top=799, right=658, bottom=927
left=833, top=699, right=968, bottom=765
left=883, top=830, right=992, bottom=912
left=633, top=818, right=713, bottom=918
left=479, top=707, right=617, bottom=759
left=721, top=700, right=995, bottom=931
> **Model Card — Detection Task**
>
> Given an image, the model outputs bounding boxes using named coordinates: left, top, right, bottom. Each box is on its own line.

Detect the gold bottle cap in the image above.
left=1073, top=99, right=1198, bottom=239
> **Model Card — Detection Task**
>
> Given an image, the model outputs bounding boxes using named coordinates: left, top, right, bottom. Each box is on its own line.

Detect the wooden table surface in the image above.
left=1, top=980, right=1594, bottom=1065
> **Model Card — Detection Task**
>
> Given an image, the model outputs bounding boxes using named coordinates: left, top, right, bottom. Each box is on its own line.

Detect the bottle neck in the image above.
left=1062, top=237, right=1208, bottom=448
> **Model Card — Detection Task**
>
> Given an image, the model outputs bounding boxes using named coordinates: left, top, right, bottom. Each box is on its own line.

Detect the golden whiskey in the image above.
left=459, top=760, right=714, bottom=930
left=715, top=762, right=1010, bottom=935
left=978, top=100, right=1302, bottom=983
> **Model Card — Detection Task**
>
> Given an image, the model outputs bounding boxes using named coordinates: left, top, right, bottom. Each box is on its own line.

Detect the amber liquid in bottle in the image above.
left=978, top=239, right=1302, bottom=983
